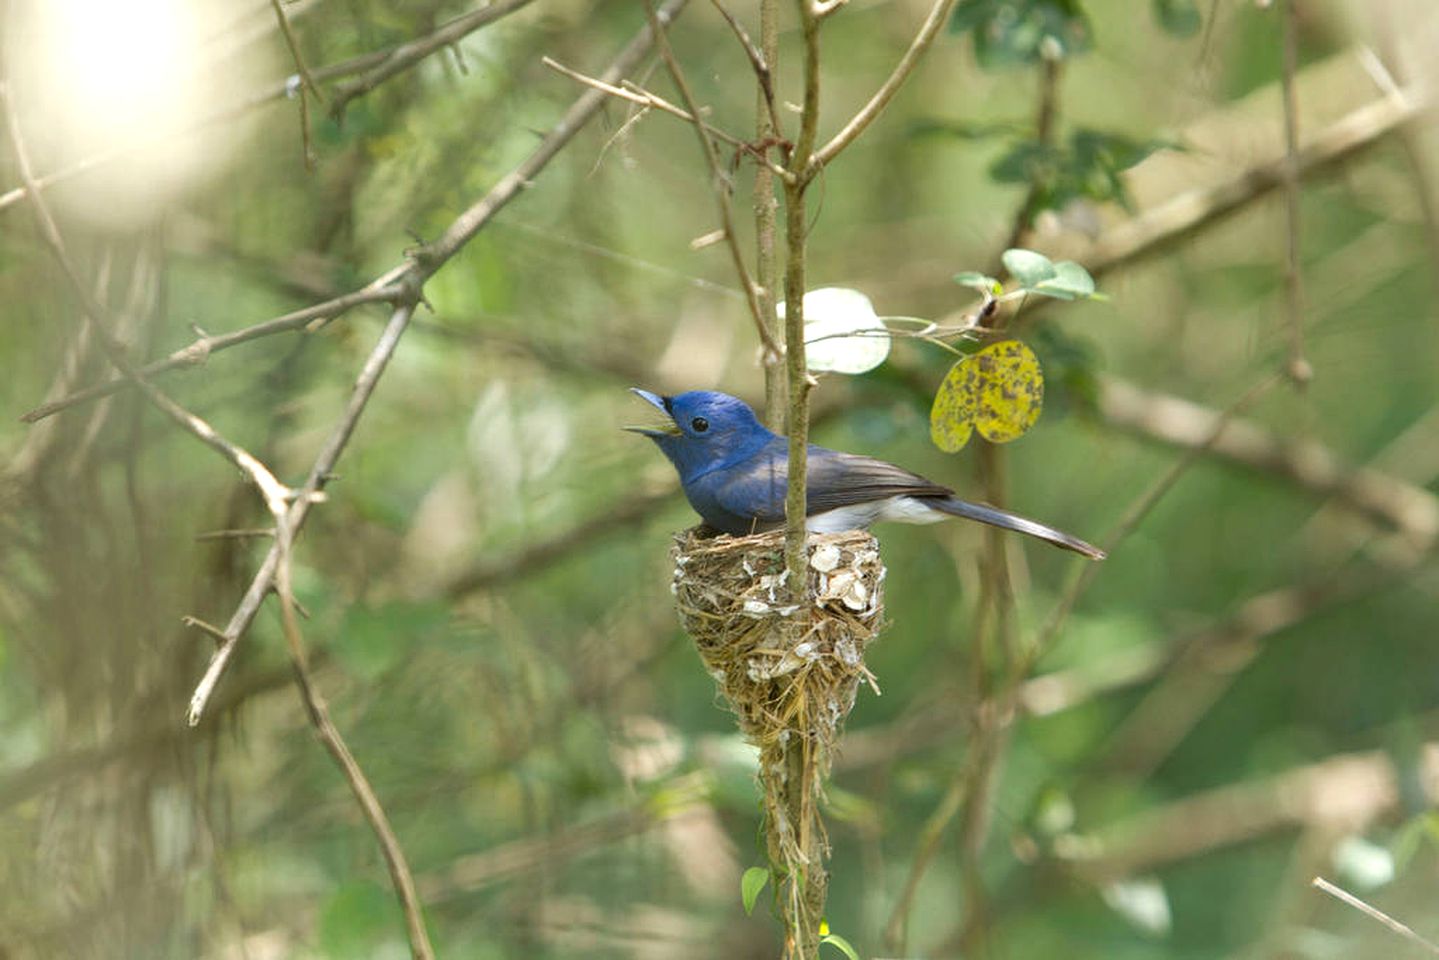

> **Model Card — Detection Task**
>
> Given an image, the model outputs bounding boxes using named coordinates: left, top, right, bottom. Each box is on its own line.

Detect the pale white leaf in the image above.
left=780, top=287, right=891, bottom=375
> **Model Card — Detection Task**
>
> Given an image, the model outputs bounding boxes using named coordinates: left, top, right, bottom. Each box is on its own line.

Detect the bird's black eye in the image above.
left=691, top=416, right=709, bottom=433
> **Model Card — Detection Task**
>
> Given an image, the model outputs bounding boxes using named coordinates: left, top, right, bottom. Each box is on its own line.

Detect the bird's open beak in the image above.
left=623, top=387, right=682, bottom=437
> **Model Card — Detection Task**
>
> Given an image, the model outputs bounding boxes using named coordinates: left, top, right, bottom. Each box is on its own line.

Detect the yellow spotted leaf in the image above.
left=972, top=340, right=1043, bottom=442
left=929, top=358, right=979, bottom=453
left=929, top=340, right=1044, bottom=452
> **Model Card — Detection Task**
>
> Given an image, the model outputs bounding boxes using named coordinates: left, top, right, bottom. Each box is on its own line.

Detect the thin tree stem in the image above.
left=755, top=0, right=785, bottom=429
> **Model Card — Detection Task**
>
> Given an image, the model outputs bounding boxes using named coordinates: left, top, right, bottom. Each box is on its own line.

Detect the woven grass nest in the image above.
left=671, top=528, right=886, bottom=759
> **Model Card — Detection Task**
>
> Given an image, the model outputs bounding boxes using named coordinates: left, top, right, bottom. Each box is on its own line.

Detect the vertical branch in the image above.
left=781, top=0, right=822, bottom=600
left=1279, top=0, right=1312, bottom=384
left=269, top=0, right=323, bottom=170
left=779, top=6, right=824, bottom=958
left=752, top=0, right=785, bottom=428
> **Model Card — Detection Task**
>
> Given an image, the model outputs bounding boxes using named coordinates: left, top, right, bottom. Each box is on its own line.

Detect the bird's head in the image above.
left=624, top=388, right=773, bottom=479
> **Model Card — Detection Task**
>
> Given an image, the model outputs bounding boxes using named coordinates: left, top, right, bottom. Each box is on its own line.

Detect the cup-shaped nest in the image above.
left=671, top=528, right=886, bottom=757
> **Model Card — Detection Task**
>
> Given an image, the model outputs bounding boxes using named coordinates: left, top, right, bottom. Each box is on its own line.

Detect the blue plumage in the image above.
left=626, top=389, right=1104, bottom=559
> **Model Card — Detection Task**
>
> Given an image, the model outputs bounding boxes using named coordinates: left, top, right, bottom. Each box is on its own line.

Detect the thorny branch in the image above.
left=21, top=284, right=402, bottom=423
left=327, top=0, right=539, bottom=119
left=808, top=0, right=960, bottom=172
left=540, top=56, right=791, bottom=179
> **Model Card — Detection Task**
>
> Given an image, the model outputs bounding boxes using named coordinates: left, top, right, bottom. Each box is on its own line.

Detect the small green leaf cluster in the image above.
left=954, top=248, right=1100, bottom=303
left=990, top=129, right=1173, bottom=219
left=950, top=0, right=1201, bottom=68
left=949, top=0, right=1093, bottom=67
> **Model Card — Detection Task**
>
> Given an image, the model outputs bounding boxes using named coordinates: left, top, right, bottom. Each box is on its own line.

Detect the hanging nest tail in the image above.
left=672, top=527, right=886, bottom=784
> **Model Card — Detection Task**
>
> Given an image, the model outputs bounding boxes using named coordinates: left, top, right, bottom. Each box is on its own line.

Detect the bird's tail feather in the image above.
left=933, top=497, right=1105, bottom=560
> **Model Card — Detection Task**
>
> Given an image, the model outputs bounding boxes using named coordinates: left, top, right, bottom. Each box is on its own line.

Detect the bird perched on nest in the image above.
left=626, top=388, right=1104, bottom=560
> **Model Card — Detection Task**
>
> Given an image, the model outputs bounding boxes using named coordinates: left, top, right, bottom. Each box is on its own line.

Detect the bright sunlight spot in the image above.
left=13, top=0, right=231, bottom=229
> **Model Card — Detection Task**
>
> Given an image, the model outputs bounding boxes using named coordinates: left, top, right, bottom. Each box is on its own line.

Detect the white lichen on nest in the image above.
left=670, top=528, right=886, bottom=755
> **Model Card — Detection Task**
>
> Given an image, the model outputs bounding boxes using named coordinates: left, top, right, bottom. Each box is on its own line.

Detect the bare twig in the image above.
left=21, top=284, right=401, bottom=423
left=185, top=301, right=417, bottom=725
left=1278, top=0, right=1312, bottom=384
left=540, top=57, right=790, bottom=178
left=270, top=0, right=324, bottom=169
left=638, top=0, right=784, bottom=364
left=194, top=528, right=276, bottom=542
left=808, top=0, right=961, bottom=173
left=269, top=0, right=324, bottom=102
left=422, top=0, right=692, bottom=267
left=708, top=0, right=784, bottom=141
left=772, top=6, right=825, bottom=957
left=1312, top=876, right=1439, bottom=956
left=328, top=0, right=539, bottom=119
left=181, top=615, right=232, bottom=647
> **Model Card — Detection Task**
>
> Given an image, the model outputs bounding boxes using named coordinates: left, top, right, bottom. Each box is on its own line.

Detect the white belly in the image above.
left=805, top=496, right=944, bottom=533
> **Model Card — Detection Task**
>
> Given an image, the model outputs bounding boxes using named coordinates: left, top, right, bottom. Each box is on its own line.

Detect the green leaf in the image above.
left=953, top=271, right=1000, bottom=294
left=1032, top=260, right=1096, bottom=300
left=989, top=129, right=1173, bottom=222
left=1153, top=0, right=1202, bottom=36
left=989, top=141, right=1057, bottom=185
left=741, top=866, right=770, bottom=915
left=821, top=932, right=862, bottom=960
left=1002, top=248, right=1056, bottom=287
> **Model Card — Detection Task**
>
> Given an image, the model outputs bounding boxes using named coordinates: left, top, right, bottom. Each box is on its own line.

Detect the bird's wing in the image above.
left=709, top=445, right=952, bottom=524
left=803, top=448, right=952, bottom=512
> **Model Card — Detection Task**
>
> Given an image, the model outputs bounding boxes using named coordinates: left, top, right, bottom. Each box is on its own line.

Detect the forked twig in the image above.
left=809, top=0, right=960, bottom=173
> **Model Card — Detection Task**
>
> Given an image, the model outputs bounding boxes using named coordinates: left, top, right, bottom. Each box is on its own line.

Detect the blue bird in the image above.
left=625, top=389, right=1104, bottom=559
